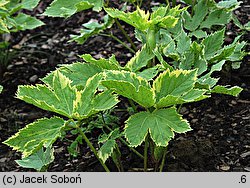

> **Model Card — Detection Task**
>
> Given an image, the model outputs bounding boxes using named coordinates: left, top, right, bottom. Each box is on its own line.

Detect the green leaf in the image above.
left=183, top=0, right=208, bottom=31
left=74, top=74, right=102, bottom=118
left=138, top=65, right=163, bottom=80
left=46, top=71, right=76, bottom=116
left=16, top=147, right=54, bottom=171
left=43, top=0, right=86, bottom=17
left=244, top=22, right=250, bottom=31
left=67, top=135, right=82, bottom=157
left=176, top=29, right=191, bottom=54
left=216, top=0, right=240, bottom=10
left=98, top=129, right=121, bottom=163
left=19, top=70, right=78, bottom=118
left=3, top=117, right=65, bottom=157
left=202, top=28, right=225, bottom=60
left=124, top=108, right=191, bottom=147
left=153, top=47, right=174, bottom=70
left=73, top=73, right=118, bottom=119
left=211, top=85, right=242, bottom=97
left=200, top=10, right=231, bottom=29
left=190, top=30, right=207, bottom=38
left=71, top=14, right=113, bottom=44
left=150, top=7, right=168, bottom=20
left=154, top=16, right=179, bottom=29
left=43, top=0, right=103, bottom=18
left=43, top=63, right=102, bottom=88
left=125, top=44, right=155, bottom=72
left=105, top=7, right=150, bottom=31
left=0, top=85, right=3, bottom=93
left=92, top=90, right=119, bottom=111
left=98, top=139, right=116, bottom=163
left=156, top=89, right=208, bottom=108
left=12, top=13, right=44, bottom=31
left=153, top=69, right=197, bottom=103
left=80, top=53, right=120, bottom=70
left=209, top=45, right=235, bottom=62
left=228, top=41, right=247, bottom=62
left=22, top=0, right=41, bottom=10
left=102, top=70, right=155, bottom=108
left=198, top=60, right=225, bottom=88
left=17, top=85, right=70, bottom=118
left=0, top=0, right=9, bottom=7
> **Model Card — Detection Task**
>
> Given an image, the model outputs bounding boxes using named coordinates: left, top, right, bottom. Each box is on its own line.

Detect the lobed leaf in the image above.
left=202, top=28, right=225, bottom=60
left=138, top=65, right=163, bottom=80
left=125, top=44, right=155, bottom=72
left=21, top=0, right=41, bottom=10
left=74, top=74, right=102, bottom=118
left=198, top=60, right=225, bottom=88
left=105, top=7, right=150, bottom=31
left=12, top=13, right=44, bottom=31
left=71, top=14, right=113, bottom=44
left=42, top=63, right=102, bottom=88
left=183, top=0, right=208, bottom=31
left=102, top=70, right=155, bottom=108
left=153, top=69, right=197, bottom=103
left=211, top=85, right=242, bottom=97
left=3, top=117, right=65, bottom=157
left=98, top=140, right=116, bottom=163
left=92, top=90, right=119, bottom=111
left=124, top=108, right=191, bottom=147
left=43, top=0, right=103, bottom=18
left=15, top=147, right=54, bottom=171
left=18, top=70, right=77, bottom=118
left=200, top=10, right=231, bottom=29
left=156, top=89, right=208, bottom=108
left=216, top=0, right=240, bottom=10
left=80, top=54, right=121, bottom=70
left=176, top=29, right=191, bottom=54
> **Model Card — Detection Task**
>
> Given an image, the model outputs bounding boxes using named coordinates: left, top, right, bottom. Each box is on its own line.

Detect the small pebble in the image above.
left=29, top=75, right=38, bottom=83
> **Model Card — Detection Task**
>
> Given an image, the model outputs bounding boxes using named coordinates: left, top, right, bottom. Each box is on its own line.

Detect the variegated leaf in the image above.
left=102, top=70, right=155, bottom=108
left=3, top=117, right=65, bottom=157
left=124, top=108, right=191, bottom=147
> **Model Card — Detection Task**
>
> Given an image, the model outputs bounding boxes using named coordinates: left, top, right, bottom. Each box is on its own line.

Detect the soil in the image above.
left=0, top=0, right=249, bottom=172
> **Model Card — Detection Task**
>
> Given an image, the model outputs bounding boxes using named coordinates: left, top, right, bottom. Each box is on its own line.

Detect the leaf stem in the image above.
left=101, top=115, right=144, bottom=160
left=76, top=126, right=110, bottom=172
left=100, top=33, right=135, bottom=53
left=177, top=104, right=183, bottom=113
left=115, top=19, right=137, bottom=51
left=159, top=148, right=167, bottom=172
left=128, top=99, right=137, bottom=112
left=166, top=0, right=170, bottom=6
left=144, top=134, right=149, bottom=172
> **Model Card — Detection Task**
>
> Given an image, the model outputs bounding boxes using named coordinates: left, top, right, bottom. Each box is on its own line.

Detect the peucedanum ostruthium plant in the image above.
left=3, top=0, right=248, bottom=172
left=3, top=51, right=243, bottom=171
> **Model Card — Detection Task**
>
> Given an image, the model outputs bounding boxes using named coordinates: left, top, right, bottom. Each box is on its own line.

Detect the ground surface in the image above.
left=0, top=0, right=249, bottom=172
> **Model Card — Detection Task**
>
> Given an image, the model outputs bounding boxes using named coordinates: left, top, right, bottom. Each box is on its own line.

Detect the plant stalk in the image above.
left=166, top=0, right=170, bottom=6
left=115, top=19, right=137, bottom=51
left=101, top=115, right=144, bottom=160
left=76, top=127, right=110, bottom=172
left=144, top=134, right=149, bottom=172
left=128, top=99, right=137, bottom=112
left=100, top=33, right=135, bottom=53
left=159, top=148, right=168, bottom=172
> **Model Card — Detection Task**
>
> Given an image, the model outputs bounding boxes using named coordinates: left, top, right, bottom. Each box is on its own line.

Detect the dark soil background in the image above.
left=0, top=0, right=249, bottom=172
